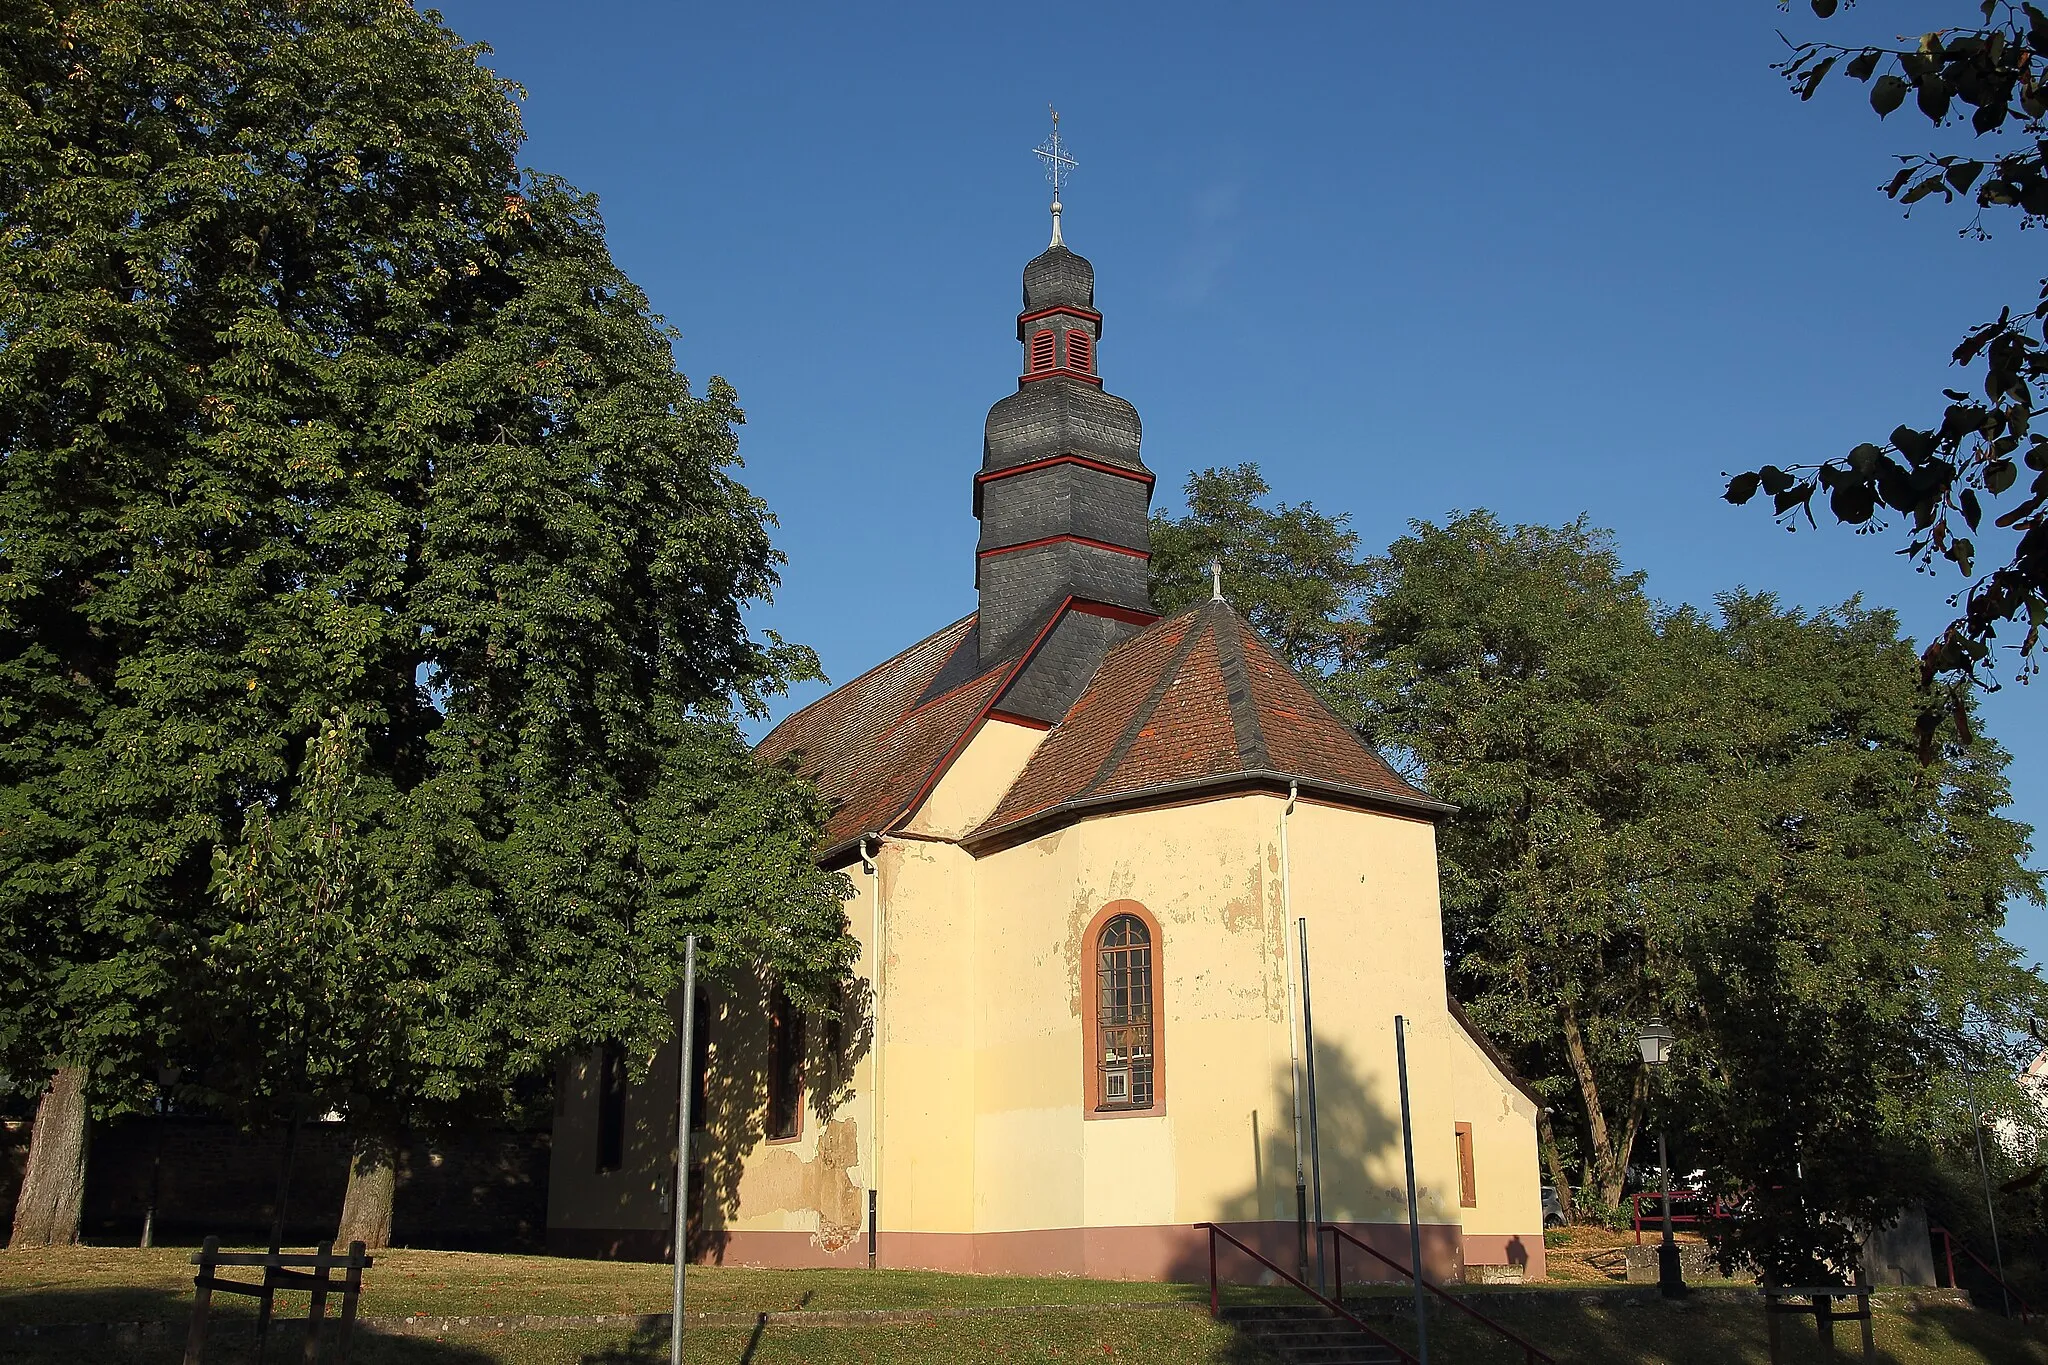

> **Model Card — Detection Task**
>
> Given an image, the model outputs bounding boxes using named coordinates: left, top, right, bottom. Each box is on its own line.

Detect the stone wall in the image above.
left=75, top=1116, right=548, bottom=1250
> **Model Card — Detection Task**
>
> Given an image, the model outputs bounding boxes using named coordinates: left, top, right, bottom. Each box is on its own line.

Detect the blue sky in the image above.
left=431, top=1, right=2048, bottom=963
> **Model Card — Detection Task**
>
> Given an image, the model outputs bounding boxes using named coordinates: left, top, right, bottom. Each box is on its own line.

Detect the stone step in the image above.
left=1221, top=1306, right=1408, bottom=1365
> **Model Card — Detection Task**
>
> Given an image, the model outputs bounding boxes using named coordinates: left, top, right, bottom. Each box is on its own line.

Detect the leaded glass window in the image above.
left=1096, top=914, right=1154, bottom=1110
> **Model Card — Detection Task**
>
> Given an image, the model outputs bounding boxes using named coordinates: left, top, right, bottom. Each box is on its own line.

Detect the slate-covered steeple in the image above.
left=975, top=230, right=1156, bottom=665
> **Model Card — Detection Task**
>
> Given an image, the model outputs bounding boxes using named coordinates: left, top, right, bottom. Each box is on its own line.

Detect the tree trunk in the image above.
left=1537, top=1107, right=1577, bottom=1224
left=8, top=1066, right=89, bottom=1248
left=1558, top=1002, right=1654, bottom=1212
left=335, top=1124, right=400, bottom=1250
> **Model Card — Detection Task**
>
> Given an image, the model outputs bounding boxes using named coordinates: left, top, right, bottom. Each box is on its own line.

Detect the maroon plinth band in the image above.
left=546, top=1220, right=1541, bottom=1283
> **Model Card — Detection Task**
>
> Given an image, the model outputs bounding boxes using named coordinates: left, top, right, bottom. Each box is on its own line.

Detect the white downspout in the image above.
left=1281, top=781, right=1305, bottom=1227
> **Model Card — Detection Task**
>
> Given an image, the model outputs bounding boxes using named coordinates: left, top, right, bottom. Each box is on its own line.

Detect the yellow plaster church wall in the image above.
left=901, top=718, right=1048, bottom=840
left=1447, top=1017, right=1546, bottom=1253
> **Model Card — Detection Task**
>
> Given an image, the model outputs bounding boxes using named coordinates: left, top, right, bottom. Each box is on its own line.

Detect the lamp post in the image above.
left=1637, top=1019, right=1686, bottom=1299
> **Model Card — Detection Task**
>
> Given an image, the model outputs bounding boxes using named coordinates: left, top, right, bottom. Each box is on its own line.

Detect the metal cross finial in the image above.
left=1035, top=106, right=1076, bottom=201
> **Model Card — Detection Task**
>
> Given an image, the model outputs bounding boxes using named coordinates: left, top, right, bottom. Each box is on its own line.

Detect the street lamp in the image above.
left=1637, top=1019, right=1687, bottom=1299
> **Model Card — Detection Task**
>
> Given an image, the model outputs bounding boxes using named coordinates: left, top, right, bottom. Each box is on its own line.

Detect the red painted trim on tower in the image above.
left=1019, top=369, right=1104, bottom=387
left=1066, top=599, right=1159, bottom=626
left=977, top=534, right=1150, bottom=562
left=975, top=455, right=1156, bottom=489
left=987, top=710, right=1055, bottom=731
left=893, top=597, right=1084, bottom=822
left=1018, top=305, right=1103, bottom=327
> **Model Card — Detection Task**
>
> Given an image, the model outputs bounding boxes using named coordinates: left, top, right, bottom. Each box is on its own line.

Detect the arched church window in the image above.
left=1064, top=329, right=1093, bottom=374
left=1095, top=913, right=1155, bottom=1111
left=1028, top=329, right=1057, bottom=374
left=766, top=982, right=804, bottom=1141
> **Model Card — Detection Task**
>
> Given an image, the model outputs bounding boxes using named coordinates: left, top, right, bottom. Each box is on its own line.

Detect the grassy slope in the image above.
left=0, top=1246, right=1208, bottom=1324
left=6, top=1246, right=2048, bottom=1363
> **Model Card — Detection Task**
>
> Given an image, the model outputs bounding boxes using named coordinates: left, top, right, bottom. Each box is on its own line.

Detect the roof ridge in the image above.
left=1232, top=614, right=1430, bottom=795
left=1075, top=611, right=1212, bottom=801
left=1210, top=602, right=1270, bottom=772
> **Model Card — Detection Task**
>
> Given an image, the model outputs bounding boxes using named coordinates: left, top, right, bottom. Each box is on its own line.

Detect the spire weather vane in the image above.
left=1034, top=107, right=1075, bottom=245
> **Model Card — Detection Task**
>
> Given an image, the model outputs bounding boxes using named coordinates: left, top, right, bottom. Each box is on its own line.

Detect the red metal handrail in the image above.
left=1933, top=1223, right=2030, bottom=1322
left=1320, top=1223, right=1555, bottom=1365
left=1195, top=1222, right=1419, bottom=1365
left=1630, top=1187, right=1732, bottom=1246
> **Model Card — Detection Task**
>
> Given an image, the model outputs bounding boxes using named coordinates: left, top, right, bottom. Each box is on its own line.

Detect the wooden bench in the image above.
left=185, top=1236, right=373, bottom=1365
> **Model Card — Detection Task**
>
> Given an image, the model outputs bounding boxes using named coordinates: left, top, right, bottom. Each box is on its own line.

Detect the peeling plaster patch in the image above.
left=733, top=1118, right=865, bottom=1250
left=1063, top=890, right=1092, bottom=1018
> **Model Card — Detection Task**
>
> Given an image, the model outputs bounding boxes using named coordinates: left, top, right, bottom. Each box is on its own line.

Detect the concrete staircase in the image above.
left=1219, top=1305, right=1410, bottom=1365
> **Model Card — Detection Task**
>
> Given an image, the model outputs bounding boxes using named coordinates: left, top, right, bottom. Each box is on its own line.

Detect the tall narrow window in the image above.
left=1028, top=329, right=1057, bottom=374
left=1095, top=914, right=1154, bottom=1110
left=689, top=992, right=712, bottom=1133
left=1064, top=329, right=1093, bottom=374
left=1455, top=1122, right=1477, bottom=1208
left=767, top=984, right=804, bottom=1140
left=596, top=1042, right=627, bottom=1173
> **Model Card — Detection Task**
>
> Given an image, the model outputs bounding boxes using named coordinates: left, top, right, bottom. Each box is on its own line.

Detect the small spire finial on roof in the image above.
left=1210, top=557, right=1224, bottom=603
left=1034, top=106, right=1075, bottom=247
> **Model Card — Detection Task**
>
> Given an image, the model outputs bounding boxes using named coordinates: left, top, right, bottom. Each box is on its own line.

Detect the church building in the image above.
left=545, top=189, right=1546, bottom=1284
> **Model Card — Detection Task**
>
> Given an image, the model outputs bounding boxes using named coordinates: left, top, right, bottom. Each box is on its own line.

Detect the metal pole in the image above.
left=142, top=1098, right=165, bottom=1249
left=1280, top=797, right=1309, bottom=1283
left=1297, top=918, right=1326, bottom=1294
left=1658, top=1128, right=1685, bottom=1296
left=671, top=935, right=698, bottom=1365
left=1973, top=1112, right=2012, bottom=1317
left=1395, top=1015, right=1429, bottom=1365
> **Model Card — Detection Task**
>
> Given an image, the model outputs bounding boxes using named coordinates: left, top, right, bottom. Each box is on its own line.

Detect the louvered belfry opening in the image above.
left=1064, top=328, right=1093, bottom=374
left=1028, top=329, right=1057, bottom=374
left=976, top=237, right=1156, bottom=666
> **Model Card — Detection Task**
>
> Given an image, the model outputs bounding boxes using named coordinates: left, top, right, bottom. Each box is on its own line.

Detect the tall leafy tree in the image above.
left=1349, top=512, right=1677, bottom=1214
left=1731, top=2, right=2048, bottom=709
left=1154, top=474, right=2046, bottom=1260
left=1650, top=593, right=2043, bottom=1281
left=0, top=0, right=852, bottom=1247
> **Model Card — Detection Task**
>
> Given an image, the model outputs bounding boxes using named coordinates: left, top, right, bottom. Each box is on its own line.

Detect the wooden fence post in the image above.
left=183, top=1236, right=219, bottom=1365
left=334, top=1240, right=368, bottom=1365
left=302, top=1240, right=334, bottom=1365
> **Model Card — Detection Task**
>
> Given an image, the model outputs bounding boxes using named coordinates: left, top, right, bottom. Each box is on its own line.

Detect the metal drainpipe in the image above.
left=863, top=835, right=885, bottom=1270
left=1280, top=780, right=1308, bottom=1282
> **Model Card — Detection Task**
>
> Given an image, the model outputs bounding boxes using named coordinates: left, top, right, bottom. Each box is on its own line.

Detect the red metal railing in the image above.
left=1933, top=1223, right=2030, bottom=1321
left=1320, top=1223, right=1555, bottom=1365
left=1631, top=1188, right=1735, bottom=1246
left=1195, top=1222, right=1419, bottom=1365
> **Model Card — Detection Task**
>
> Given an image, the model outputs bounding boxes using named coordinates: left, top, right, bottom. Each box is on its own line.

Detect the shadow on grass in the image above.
left=1, top=1285, right=501, bottom=1365
left=1359, top=1294, right=2048, bottom=1365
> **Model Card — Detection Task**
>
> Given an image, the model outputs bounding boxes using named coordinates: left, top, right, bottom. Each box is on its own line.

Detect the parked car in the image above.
left=1541, top=1185, right=1567, bottom=1227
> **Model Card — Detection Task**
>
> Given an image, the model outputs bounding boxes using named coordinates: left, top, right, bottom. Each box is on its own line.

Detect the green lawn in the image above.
left=0, top=1245, right=1210, bottom=1325
left=6, top=1245, right=2048, bottom=1364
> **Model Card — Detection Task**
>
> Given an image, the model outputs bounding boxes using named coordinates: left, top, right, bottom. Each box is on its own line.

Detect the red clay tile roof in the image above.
left=757, top=599, right=1447, bottom=859
left=970, top=600, right=1445, bottom=845
left=756, top=615, right=1003, bottom=853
